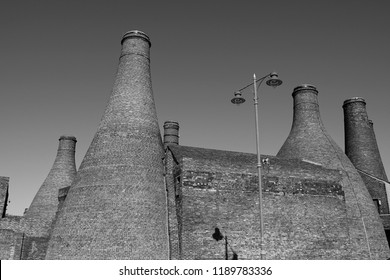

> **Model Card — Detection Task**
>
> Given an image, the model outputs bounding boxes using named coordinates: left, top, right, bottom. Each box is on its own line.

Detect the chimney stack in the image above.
left=343, top=97, right=388, bottom=180
left=24, top=135, right=77, bottom=236
left=277, top=84, right=390, bottom=259
left=163, top=121, right=179, bottom=147
left=46, top=31, right=169, bottom=259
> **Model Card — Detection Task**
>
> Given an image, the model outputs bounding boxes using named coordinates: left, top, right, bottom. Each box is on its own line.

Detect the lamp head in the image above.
left=231, top=91, right=246, bottom=105
left=266, top=72, right=283, bottom=88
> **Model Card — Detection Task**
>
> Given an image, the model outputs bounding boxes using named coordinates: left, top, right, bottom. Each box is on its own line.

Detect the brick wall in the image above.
left=381, top=215, right=390, bottom=230
left=358, top=173, right=389, bottom=215
left=0, top=229, right=23, bottom=260
left=380, top=215, right=390, bottom=248
left=0, top=215, right=24, bottom=260
left=165, top=145, right=379, bottom=259
left=0, top=229, right=49, bottom=260
left=20, top=236, right=50, bottom=260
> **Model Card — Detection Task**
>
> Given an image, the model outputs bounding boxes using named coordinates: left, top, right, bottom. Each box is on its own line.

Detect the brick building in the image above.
left=0, top=31, right=389, bottom=259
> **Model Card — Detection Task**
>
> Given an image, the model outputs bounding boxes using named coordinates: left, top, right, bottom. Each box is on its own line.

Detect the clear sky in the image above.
left=1, top=0, right=389, bottom=215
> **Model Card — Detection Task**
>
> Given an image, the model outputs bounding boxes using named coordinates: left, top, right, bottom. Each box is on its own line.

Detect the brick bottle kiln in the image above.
left=277, top=85, right=389, bottom=259
left=46, top=31, right=169, bottom=259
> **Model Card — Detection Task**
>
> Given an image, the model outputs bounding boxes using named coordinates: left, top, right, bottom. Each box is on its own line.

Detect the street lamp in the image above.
left=231, top=72, right=282, bottom=260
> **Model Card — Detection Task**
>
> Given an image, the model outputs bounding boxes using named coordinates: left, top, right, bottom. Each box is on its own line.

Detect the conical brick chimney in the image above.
left=46, top=31, right=169, bottom=259
left=343, top=97, right=388, bottom=180
left=24, top=135, right=77, bottom=236
left=277, top=84, right=390, bottom=259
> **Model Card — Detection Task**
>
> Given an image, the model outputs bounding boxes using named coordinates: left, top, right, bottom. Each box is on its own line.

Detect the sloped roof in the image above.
left=167, top=144, right=340, bottom=175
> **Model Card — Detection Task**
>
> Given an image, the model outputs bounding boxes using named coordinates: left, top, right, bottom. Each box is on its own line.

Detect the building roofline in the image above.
left=356, top=168, right=390, bottom=184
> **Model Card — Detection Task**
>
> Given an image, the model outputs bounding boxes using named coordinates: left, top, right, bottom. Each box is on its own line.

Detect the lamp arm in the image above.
left=256, top=76, right=268, bottom=91
left=236, top=73, right=272, bottom=93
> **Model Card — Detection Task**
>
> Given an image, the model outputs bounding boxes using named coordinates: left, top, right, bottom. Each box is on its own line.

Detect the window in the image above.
left=373, top=199, right=381, bottom=213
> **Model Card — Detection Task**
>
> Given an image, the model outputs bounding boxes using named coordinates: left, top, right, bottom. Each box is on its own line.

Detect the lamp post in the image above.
left=231, top=72, right=282, bottom=260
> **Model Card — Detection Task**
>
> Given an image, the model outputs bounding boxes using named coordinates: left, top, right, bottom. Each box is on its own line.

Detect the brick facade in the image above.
left=164, top=145, right=389, bottom=259
left=0, top=228, right=23, bottom=260
left=358, top=173, right=389, bottom=215
left=0, top=215, right=24, bottom=260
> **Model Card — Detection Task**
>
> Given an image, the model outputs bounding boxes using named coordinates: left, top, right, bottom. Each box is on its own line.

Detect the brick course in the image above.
left=165, top=145, right=359, bottom=259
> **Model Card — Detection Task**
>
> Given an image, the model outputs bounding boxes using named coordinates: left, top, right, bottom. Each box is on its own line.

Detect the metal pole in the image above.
left=253, top=73, right=265, bottom=260
left=19, top=233, right=25, bottom=260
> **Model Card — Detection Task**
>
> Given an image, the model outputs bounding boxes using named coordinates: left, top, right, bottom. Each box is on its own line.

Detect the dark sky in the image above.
left=1, top=0, right=389, bottom=215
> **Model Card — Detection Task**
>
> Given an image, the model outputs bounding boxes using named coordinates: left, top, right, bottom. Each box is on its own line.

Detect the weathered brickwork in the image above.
left=0, top=229, right=23, bottom=260
left=276, top=85, right=390, bottom=259
left=381, top=214, right=390, bottom=247
left=0, top=227, right=49, bottom=260
left=343, top=99, right=388, bottom=180
left=20, top=236, right=50, bottom=260
left=381, top=215, right=390, bottom=229
left=358, top=173, right=389, bottom=215
left=343, top=98, right=389, bottom=218
left=182, top=171, right=344, bottom=198
left=0, top=215, right=24, bottom=259
left=165, top=145, right=375, bottom=259
left=46, top=31, right=169, bottom=259
left=342, top=98, right=390, bottom=248
left=163, top=121, right=179, bottom=146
